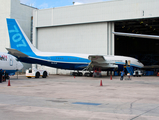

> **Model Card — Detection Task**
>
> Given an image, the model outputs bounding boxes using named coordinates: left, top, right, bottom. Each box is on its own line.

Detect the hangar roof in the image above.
left=33, top=0, right=159, bottom=27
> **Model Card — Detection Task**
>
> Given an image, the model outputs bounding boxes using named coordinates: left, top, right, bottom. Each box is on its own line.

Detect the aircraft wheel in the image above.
left=90, top=73, right=93, bottom=77
left=84, top=73, right=87, bottom=76
left=35, top=72, right=40, bottom=78
left=27, top=77, right=31, bottom=78
left=87, top=74, right=90, bottom=77
left=72, top=72, right=78, bottom=76
left=78, top=72, right=83, bottom=76
left=84, top=72, right=93, bottom=77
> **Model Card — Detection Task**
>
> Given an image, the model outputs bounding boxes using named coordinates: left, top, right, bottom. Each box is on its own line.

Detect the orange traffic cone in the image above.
left=74, top=76, right=75, bottom=78
left=8, top=79, right=11, bottom=86
left=100, top=80, right=103, bottom=86
left=110, top=75, right=112, bottom=80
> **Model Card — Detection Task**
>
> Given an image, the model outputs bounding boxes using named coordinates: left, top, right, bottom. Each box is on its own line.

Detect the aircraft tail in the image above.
left=6, top=18, right=39, bottom=55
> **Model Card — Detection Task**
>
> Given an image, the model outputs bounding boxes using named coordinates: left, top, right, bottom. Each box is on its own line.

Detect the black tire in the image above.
left=84, top=73, right=87, bottom=76
left=27, top=77, right=31, bottom=78
left=77, top=72, right=83, bottom=76
left=90, top=73, right=93, bottom=77
left=84, top=72, right=93, bottom=77
left=42, top=71, right=47, bottom=78
left=87, top=73, right=90, bottom=77
left=35, top=72, right=40, bottom=78
left=72, top=72, right=78, bottom=76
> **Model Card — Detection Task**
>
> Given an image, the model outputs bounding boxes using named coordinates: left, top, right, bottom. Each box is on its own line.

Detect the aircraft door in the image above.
left=128, top=60, right=131, bottom=66
left=125, top=60, right=128, bottom=66
left=10, top=56, right=13, bottom=66
left=125, top=60, right=131, bottom=66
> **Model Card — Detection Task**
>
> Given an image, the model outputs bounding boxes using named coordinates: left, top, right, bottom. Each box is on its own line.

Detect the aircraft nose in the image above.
left=18, top=62, right=23, bottom=70
left=141, top=63, right=144, bottom=68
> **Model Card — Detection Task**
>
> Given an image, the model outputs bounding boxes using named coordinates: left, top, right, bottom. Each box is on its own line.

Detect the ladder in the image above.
left=126, top=66, right=134, bottom=75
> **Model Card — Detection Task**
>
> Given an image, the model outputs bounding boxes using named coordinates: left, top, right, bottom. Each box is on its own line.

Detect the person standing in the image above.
left=0, top=69, right=2, bottom=83
left=3, top=70, right=7, bottom=82
left=120, top=70, right=125, bottom=80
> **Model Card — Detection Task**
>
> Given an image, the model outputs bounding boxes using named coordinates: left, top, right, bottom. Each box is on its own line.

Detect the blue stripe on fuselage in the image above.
left=18, top=55, right=90, bottom=70
left=18, top=55, right=141, bottom=71
left=29, top=55, right=91, bottom=64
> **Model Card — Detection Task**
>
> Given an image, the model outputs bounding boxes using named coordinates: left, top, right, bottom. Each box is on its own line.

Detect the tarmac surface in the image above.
left=0, top=75, right=159, bottom=120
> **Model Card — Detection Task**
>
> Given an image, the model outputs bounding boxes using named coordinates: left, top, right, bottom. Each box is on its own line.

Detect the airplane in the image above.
left=6, top=18, right=144, bottom=77
left=0, top=52, right=23, bottom=78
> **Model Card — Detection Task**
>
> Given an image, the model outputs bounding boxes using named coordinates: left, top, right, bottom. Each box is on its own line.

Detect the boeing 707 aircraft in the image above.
left=6, top=18, right=144, bottom=76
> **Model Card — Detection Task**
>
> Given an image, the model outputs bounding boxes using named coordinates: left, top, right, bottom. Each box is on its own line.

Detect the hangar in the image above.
left=32, top=0, right=159, bottom=74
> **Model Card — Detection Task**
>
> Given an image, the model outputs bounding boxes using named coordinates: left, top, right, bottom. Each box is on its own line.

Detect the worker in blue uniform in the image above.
left=120, top=70, right=125, bottom=80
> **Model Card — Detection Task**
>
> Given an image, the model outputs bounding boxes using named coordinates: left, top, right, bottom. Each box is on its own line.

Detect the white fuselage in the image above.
left=0, top=52, right=23, bottom=73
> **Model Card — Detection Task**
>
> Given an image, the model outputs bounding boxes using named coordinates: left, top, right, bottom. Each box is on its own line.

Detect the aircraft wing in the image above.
left=113, top=32, right=159, bottom=40
left=87, top=55, right=118, bottom=70
left=6, top=48, right=28, bottom=58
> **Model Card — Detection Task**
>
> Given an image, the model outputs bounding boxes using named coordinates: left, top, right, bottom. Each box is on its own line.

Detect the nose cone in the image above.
left=140, top=63, right=144, bottom=68
left=17, top=62, right=23, bottom=70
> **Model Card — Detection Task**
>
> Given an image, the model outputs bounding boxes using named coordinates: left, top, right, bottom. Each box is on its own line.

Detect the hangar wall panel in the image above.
left=38, top=23, right=111, bottom=55
left=37, top=9, right=53, bottom=27
left=35, top=0, right=159, bottom=27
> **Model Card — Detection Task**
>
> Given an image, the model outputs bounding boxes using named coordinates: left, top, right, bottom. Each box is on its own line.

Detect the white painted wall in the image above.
left=38, top=23, right=108, bottom=54
left=0, top=0, right=11, bottom=52
left=34, top=0, right=159, bottom=27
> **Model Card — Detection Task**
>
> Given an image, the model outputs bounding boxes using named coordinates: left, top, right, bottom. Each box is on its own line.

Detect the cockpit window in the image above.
left=138, top=60, right=141, bottom=63
left=0, top=56, right=7, bottom=61
left=15, top=58, right=19, bottom=61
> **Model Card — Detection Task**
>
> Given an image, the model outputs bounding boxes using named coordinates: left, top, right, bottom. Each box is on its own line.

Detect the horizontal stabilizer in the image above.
left=113, top=32, right=159, bottom=40
left=6, top=48, right=28, bottom=57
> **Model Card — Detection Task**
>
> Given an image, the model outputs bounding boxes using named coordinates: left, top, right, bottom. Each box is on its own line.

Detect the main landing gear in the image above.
left=71, top=71, right=83, bottom=76
left=92, top=70, right=102, bottom=77
left=71, top=69, right=102, bottom=77
left=84, top=72, right=93, bottom=77
left=71, top=71, right=93, bottom=77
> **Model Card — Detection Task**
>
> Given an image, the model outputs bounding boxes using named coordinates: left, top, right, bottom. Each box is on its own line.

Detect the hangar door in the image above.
left=115, top=18, right=159, bottom=66
left=37, top=22, right=114, bottom=55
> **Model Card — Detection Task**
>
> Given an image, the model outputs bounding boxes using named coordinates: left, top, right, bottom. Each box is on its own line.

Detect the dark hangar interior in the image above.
left=115, top=18, right=159, bottom=66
